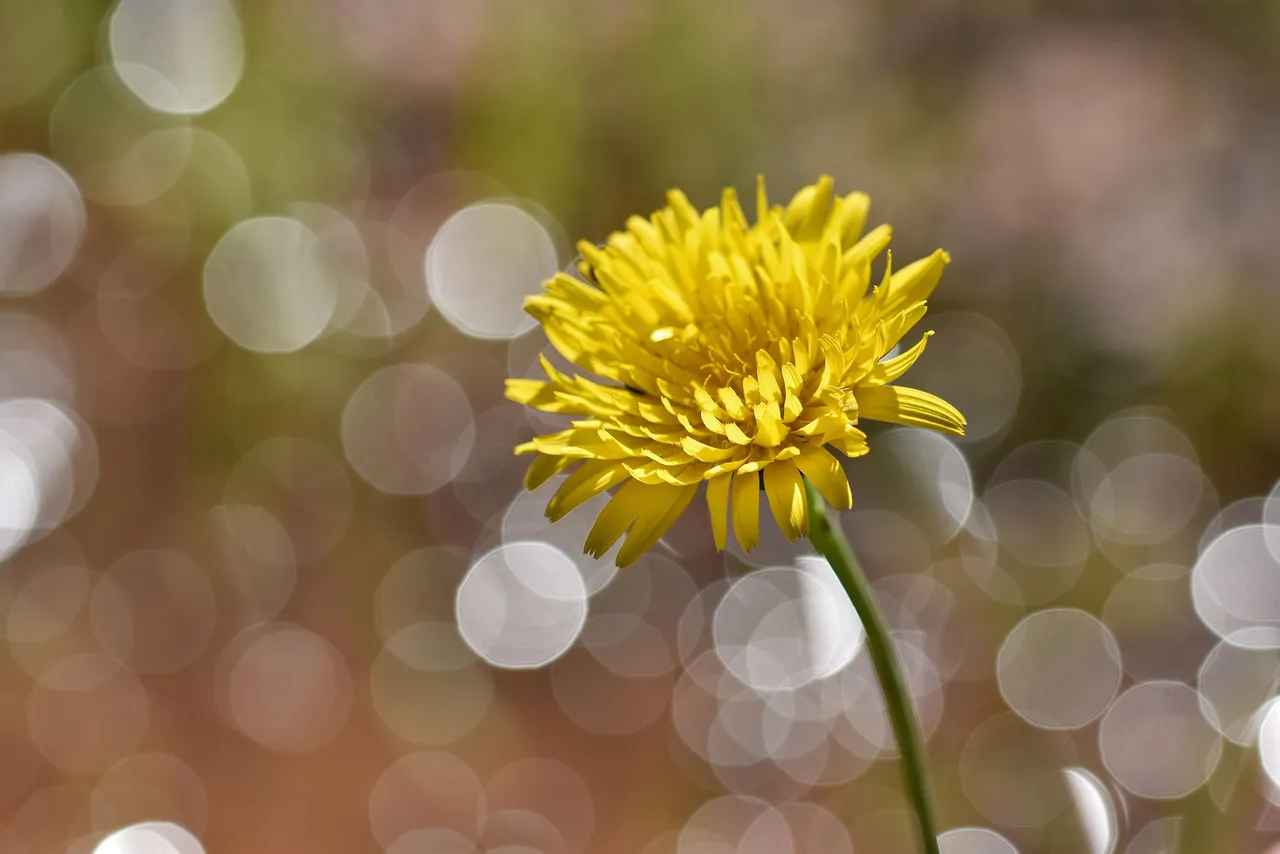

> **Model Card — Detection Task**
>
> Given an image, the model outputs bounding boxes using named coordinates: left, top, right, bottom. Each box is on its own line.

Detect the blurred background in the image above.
left=3, top=0, right=1280, bottom=852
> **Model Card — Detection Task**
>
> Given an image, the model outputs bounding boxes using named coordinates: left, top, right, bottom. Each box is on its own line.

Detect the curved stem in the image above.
left=805, top=481, right=941, bottom=854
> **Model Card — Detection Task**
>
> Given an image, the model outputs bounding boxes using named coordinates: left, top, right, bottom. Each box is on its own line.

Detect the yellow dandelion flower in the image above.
left=506, top=175, right=965, bottom=567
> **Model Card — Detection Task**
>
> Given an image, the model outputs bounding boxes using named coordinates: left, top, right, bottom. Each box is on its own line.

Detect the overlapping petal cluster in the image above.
left=507, top=176, right=965, bottom=566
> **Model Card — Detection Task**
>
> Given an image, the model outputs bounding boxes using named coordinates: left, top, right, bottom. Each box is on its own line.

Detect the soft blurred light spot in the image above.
left=959, top=712, right=1076, bottom=827
left=382, top=621, right=476, bottom=672
left=839, top=508, right=932, bottom=578
left=551, top=617, right=675, bottom=735
left=1099, top=681, right=1221, bottom=799
left=713, top=562, right=864, bottom=692
left=502, top=482, right=620, bottom=594
left=368, top=752, right=485, bottom=849
left=208, top=504, right=297, bottom=626
left=341, top=363, right=475, bottom=495
left=997, top=608, right=1122, bottom=729
left=1201, top=497, right=1269, bottom=556
left=900, top=313, right=1021, bottom=444
left=427, top=202, right=558, bottom=340
left=678, top=795, right=793, bottom=854
left=4, top=552, right=88, bottom=645
left=0, top=312, right=75, bottom=402
left=855, top=429, right=974, bottom=545
left=1092, top=453, right=1205, bottom=544
left=27, top=654, right=149, bottom=774
left=114, top=126, right=197, bottom=205
left=109, top=0, right=244, bottom=115
left=1064, top=768, right=1117, bottom=854
left=386, top=829, right=477, bottom=854
left=217, top=623, right=352, bottom=753
left=1191, top=525, right=1280, bottom=648
left=91, top=753, right=208, bottom=835
left=937, top=827, right=1019, bottom=854
left=90, top=549, right=216, bottom=674
left=0, top=397, right=99, bottom=535
left=486, top=758, right=594, bottom=854
left=374, top=546, right=472, bottom=665
left=481, top=808, right=569, bottom=853
left=158, top=128, right=253, bottom=231
left=832, top=635, right=945, bottom=755
left=772, top=802, right=853, bottom=854
left=0, top=153, right=85, bottom=296
left=0, top=439, right=45, bottom=561
left=203, top=217, right=339, bottom=353
left=1258, top=699, right=1280, bottom=795
left=223, top=437, right=353, bottom=565
left=1102, top=567, right=1212, bottom=683
left=0, top=0, right=69, bottom=108
left=1074, top=410, right=1198, bottom=502
left=9, top=784, right=93, bottom=854
left=1266, top=479, right=1280, bottom=560
left=455, top=542, right=587, bottom=669
left=968, top=480, right=1089, bottom=605
left=370, top=640, right=492, bottom=745
left=0, top=533, right=98, bottom=683
left=1196, top=639, right=1280, bottom=744
left=286, top=202, right=371, bottom=334
left=1124, top=817, right=1183, bottom=854
left=93, top=822, right=203, bottom=854
left=670, top=650, right=742, bottom=767
left=49, top=67, right=193, bottom=205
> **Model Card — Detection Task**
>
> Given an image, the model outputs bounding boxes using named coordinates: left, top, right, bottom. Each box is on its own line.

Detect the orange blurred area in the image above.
left=3, top=1, right=1280, bottom=852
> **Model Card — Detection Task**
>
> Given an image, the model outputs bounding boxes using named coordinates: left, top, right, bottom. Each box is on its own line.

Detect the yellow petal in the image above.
left=857, top=384, right=966, bottom=436
left=790, top=174, right=835, bottom=242
left=864, top=331, right=932, bottom=386
left=584, top=479, right=648, bottom=558
left=755, top=350, right=782, bottom=404
left=753, top=403, right=787, bottom=448
left=724, top=422, right=752, bottom=445
left=763, top=460, right=808, bottom=540
left=505, top=378, right=557, bottom=410
left=707, top=473, right=732, bottom=551
left=835, top=191, right=870, bottom=247
left=829, top=425, right=871, bottom=458
left=793, top=446, right=852, bottom=511
left=717, top=387, right=747, bottom=420
left=879, top=249, right=949, bottom=317
left=525, top=454, right=574, bottom=490
left=616, top=483, right=698, bottom=567
left=546, top=460, right=630, bottom=521
left=681, top=436, right=737, bottom=463
left=731, top=469, right=761, bottom=552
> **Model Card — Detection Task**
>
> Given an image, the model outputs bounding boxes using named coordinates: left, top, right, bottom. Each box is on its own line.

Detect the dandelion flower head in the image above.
left=507, top=176, right=965, bottom=567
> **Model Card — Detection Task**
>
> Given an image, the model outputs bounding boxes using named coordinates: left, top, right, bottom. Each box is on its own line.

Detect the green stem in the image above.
left=805, top=481, right=942, bottom=854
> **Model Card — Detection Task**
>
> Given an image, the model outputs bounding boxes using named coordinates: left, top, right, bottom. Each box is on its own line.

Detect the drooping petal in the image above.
left=546, top=460, right=630, bottom=521
left=524, top=454, right=574, bottom=490
left=862, top=330, right=932, bottom=386
left=857, top=384, right=967, bottom=435
left=584, top=479, right=649, bottom=558
left=793, top=446, right=852, bottom=510
left=763, top=460, right=808, bottom=540
left=731, top=469, right=760, bottom=552
left=706, top=473, right=732, bottom=551
left=616, top=482, right=698, bottom=567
